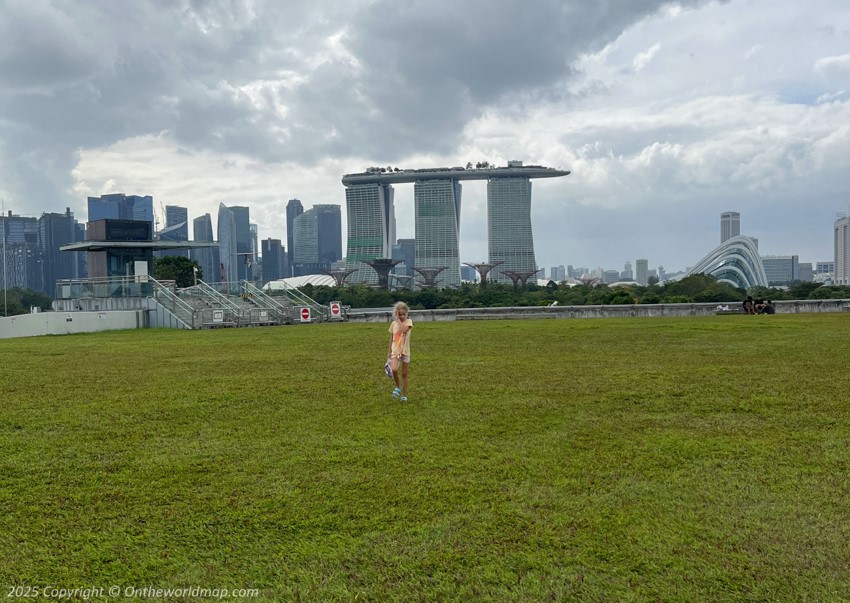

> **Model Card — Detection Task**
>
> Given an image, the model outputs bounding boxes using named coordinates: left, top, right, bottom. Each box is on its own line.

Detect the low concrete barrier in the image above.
left=0, top=310, right=146, bottom=340
left=346, top=299, right=850, bottom=323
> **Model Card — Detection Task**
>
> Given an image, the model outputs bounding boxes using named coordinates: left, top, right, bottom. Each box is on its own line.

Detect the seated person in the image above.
left=754, top=298, right=766, bottom=314
left=763, top=300, right=776, bottom=314
left=743, top=296, right=756, bottom=315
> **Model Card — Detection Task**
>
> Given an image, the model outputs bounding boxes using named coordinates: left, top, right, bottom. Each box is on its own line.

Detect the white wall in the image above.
left=0, top=311, right=144, bottom=340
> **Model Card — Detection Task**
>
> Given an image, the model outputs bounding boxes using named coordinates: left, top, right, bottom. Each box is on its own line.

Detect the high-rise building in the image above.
left=88, top=194, right=154, bottom=231
left=1, top=212, right=41, bottom=292
left=217, top=204, right=238, bottom=284
left=191, top=213, right=219, bottom=283
left=290, top=204, right=341, bottom=276
left=39, top=208, right=79, bottom=297
left=230, top=206, right=251, bottom=281
left=158, top=205, right=189, bottom=259
left=488, top=176, right=535, bottom=284
left=550, top=265, right=565, bottom=282
left=621, top=261, right=633, bottom=281
left=798, top=262, right=813, bottom=282
left=261, top=238, right=285, bottom=283
left=341, top=163, right=568, bottom=288
left=415, top=179, right=461, bottom=288
left=721, top=211, right=740, bottom=244
left=344, top=183, right=395, bottom=284
left=761, top=255, right=799, bottom=285
left=286, top=199, right=303, bottom=278
left=316, top=205, right=342, bottom=266
left=835, top=216, right=850, bottom=285
left=636, top=258, right=649, bottom=286
left=292, top=208, right=319, bottom=274
left=393, top=238, right=415, bottom=278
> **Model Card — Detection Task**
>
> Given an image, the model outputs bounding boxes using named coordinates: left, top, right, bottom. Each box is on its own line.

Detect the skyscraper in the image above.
left=1, top=212, right=41, bottom=292
left=344, top=183, right=394, bottom=284
left=415, top=179, right=461, bottom=287
left=291, top=204, right=342, bottom=276
left=88, top=194, right=154, bottom=231
left=636, top=258, right=649, bottom=286
left=217, top=203, right=237, bottom=284
left=191, top=213, right=219, bottom=283
left=834, top=215, right=849, bottom=285
left=316, top=204, right=342, bottom=266
left=488, top=176, right=534, bottom=284
left=39, top=208, right=79, bottom=296
left=286, top=199, right=303, bottom=278
left=261, top=238, right=285, bottom=283
left=721, top=212, right=740, bottom=244
left=159, top=205, right=189, bottom=259
left=230, top=206, right=251, bottom=281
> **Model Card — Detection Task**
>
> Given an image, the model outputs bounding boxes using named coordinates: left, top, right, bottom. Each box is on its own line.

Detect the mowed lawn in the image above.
left=1, top=314, right=849, bottom=601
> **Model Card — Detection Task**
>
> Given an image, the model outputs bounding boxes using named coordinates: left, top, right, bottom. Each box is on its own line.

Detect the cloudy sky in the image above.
left=1, top=0, right=848, bottom=273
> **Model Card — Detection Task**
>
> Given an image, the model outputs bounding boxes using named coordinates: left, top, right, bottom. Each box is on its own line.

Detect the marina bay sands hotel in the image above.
left=341, top=161, right=569, bottom=287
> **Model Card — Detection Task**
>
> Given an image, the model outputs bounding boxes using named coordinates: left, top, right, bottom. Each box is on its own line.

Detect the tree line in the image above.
left=295, top=274, right=850, bottom=310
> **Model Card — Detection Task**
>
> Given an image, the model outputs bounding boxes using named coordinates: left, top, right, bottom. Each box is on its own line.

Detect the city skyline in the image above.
left=1, top=1, right=848, bottom=271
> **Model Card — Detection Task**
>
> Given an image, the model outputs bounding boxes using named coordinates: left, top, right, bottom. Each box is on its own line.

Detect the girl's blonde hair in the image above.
left=393, top=301, right=409, bottom=317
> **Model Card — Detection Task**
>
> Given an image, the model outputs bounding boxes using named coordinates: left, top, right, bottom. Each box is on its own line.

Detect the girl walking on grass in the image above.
left=387, top=301, right=413, bottom=402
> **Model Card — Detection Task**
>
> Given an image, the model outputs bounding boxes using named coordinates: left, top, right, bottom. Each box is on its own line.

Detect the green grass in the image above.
left=1, top=315, right=850, bottom=601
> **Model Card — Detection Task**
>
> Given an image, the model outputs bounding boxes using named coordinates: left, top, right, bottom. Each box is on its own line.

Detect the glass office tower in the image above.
left=487, top=177, right=535, bottom=284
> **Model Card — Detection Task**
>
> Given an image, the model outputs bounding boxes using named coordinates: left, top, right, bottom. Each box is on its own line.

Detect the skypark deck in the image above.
left=341, top=164, right=569, bottom=185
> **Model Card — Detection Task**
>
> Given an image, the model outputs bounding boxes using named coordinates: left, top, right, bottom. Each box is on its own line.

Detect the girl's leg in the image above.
left=391, top=356, right=401, bottom=388
left=401, top=361, right=409, bottom=397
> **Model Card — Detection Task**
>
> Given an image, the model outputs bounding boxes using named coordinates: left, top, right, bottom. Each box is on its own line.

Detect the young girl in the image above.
left=387, top=301, right=413, bottom=402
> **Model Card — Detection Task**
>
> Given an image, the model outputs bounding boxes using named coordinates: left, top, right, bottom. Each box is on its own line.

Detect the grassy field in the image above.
left=1, top=314, right=849, bottom=602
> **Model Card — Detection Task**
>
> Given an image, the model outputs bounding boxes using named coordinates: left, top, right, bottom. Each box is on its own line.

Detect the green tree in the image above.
left=153, top=256, right=202, bottom=288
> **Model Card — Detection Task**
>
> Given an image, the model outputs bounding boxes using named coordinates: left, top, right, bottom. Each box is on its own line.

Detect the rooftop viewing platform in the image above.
left=341, top=161, right=570, bottom=185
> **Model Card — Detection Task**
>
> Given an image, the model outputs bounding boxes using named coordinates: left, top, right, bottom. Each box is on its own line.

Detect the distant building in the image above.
left=798, top=262, right=813, bottom=282
left=416, top=179, right=461, bottom=288
left=158, top=205, right=189, bottom=259
left=816, top=261, right=834, bottom=277
left=761, top=255, right=799, bottom=285
left=291, top=205, right=342, bottom=276
left=602, top=270, right=619, bottom=284
left=392, top=238, right=415, bottom=278
left=39, top=208, right=80, bottom=297
left=550, top=265, right=565, bottom=282
left=286, top=199, right=303, bottom=278
left=344, top=183, right=395, bottom=285
left=191, top=214, right=219, bottom=284
left=217, top=204, right=238, bottom=283
left=230, top=206, right=251, bottom=281
left=316, top=205, right=342, bottom=267
left=88, top=194, right=154, bottom=230
left=1, top=211, right=42, bottom=292
left=835, top=215, right=850, bottom=285
left=680, top=236, right=767, bottom=289
left=261, top=238, right=285, bottom=283
left=635, top=259, right=649, bottom=286
left=460, top=265, right=476, bottom=282
left=721, top=211, right=740, bottom=244
left=488, top=176, right=535, bottom=284
left=620, top=261, right=633, bottom=281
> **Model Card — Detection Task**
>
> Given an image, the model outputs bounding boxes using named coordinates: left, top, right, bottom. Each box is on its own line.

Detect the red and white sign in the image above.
left=300, top=307, right=311, bottom=322
left=329, top=301, right=341, bottom=319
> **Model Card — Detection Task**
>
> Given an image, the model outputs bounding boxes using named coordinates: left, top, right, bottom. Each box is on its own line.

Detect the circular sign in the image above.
left=330, top=303, right=340, bottom=316
left=300, top=307, right=310, bottom=320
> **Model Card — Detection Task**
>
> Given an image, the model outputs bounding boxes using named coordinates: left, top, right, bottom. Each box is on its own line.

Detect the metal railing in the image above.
left=185, top=280, right=242, bottom=325
left=265, top=279, right=328, bottom=321
left=149, top=278, right=197, bottom=329
left=55, top=276, right=156, bottom=300
left=240, top=281, right=292, bottom=324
